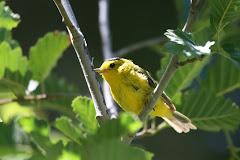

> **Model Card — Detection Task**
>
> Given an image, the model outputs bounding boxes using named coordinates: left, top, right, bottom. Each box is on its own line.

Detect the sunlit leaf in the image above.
left=0, top=102, right=35, bottom=123
left=0, top=2, right=20, bottom=30
left=162, top=29, right=215, bottom=58
left=58, top=150, right=81, bottom=160
left=0, top=42, right=30, bottom=97
left=97, top=113, right=142, bottom=139
left=72, top=96, right=98, bottom=134
left=29, top=31, right=70, bottom=83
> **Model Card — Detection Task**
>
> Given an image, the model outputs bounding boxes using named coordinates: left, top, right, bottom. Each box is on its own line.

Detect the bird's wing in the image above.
left=140, top=69, right=176, bottom=111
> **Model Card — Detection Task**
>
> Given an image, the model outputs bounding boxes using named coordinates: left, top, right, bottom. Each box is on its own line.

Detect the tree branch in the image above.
left=0, top=93, right=79, bottom=105
left=122, top=0, right=206, bottom=144
left=98, top=0, right=118, bottom=118
left=114, top=36, right=168, bottom=57
left=53, top=0, right=109, bottom=124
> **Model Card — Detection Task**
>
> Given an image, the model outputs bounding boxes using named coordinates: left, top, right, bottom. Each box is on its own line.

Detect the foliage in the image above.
left=0, top=1, right=240, bottom=160
left=162, top=29, right=214, bottom=58
left=29, top=31, right=70, bottom=83
left=209, top=0, right=240, bottom=66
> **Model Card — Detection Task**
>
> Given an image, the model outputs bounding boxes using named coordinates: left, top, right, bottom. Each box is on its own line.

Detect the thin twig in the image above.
left=176, top=56, right=203, bottom=67
left=98, top=0, right=118, bottom=118
left=135, top=121, right=168, bottom=139
left=224, top=130, right=240, bottom=160
left=0, top=93, right=79, bottom=105
left=53, top=0, right=109, bottom=124
left=114, top=36, right=168, bottom=57
left=122, top=0, right=207, bottom=144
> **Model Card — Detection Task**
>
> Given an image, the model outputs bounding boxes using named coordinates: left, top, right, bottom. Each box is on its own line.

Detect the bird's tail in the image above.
left=163, top=111, right=197, bottom=133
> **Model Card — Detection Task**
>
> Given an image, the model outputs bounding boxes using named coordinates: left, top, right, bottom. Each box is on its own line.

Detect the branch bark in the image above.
left=122, top=0, right=206, bottom=144
left=53, top=0, right=109, bottom=124
left=98, top=0, right=118, bottom=118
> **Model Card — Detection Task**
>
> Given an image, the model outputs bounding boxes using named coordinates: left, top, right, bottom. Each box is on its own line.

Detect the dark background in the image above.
left=7, top=0, right=239, bottom=159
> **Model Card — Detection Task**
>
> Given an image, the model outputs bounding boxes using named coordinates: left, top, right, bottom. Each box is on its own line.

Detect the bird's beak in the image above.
left=93, top=68, right=105, bottom=74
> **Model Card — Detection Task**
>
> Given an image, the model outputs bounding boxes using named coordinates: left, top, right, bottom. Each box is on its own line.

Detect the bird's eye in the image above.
left=110, top=63, right=115, bottom=68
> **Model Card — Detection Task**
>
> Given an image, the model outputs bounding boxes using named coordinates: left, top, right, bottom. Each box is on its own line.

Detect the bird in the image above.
left=93, top=57, right=196, bottom=133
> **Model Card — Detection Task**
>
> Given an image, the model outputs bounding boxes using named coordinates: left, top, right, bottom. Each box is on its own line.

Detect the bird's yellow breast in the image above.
left=103, top=65, right=152, bottom=114
left=101, top=58, right=173, bottom=118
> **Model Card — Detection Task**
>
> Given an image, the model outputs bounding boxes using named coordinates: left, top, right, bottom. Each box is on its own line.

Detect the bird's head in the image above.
left=93, top=57, right=133, bottom=81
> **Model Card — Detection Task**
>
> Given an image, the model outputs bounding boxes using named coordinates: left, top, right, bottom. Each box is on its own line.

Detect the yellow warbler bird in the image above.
left=94, top=57, right=196, bottom=133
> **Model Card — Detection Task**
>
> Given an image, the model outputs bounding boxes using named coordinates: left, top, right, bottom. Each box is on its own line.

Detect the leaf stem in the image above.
left=53, top=0, right=109, bottom=123
left=224, top=130, right=240, bottom=160
left=176, top=55, right=204, bottom=67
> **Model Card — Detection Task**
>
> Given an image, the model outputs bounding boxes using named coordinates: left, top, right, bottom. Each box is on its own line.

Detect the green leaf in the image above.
left=0, top=120, right=33, bottom=159
left=0, top=1, right=20, bottom=30
left=18, top=117, right=49, bottom=136
left=221, top=43, right=240, bottom=68
left=58, top=150, right=81, bottom=160
left=18, top=117, right=65, bottom=160
left=162, top=29, right=215, bottom=58
left=54, top=116, right=85, bottom=145
left=97, top=113, right=142, bottom=139
left=157, top=54, right=210, bottom=104
left=81, top=138, right=153, bottom=160
left=80, top=113, right=149, bottom=160
left=192, top=19, right=211, bottom=45
left=201, top=56, right=240, bottom=97
left=0, top=42, right=30, bottom=97
left=0, top=28, right=11, bottom=43
left=210, top=0, right=240, bottom=38
left=0, top=102, right=35, bottom=123
left=179, top=90, right=240, bottom=132
left=72, top=96, right=98, bottom=134
left=29, top=31, right=70, bottom=83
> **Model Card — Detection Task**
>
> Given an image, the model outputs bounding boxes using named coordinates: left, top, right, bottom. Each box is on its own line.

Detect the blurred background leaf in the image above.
left=0, top=42, right=31, bottom=97
left=29, top=31, right=70, bottom=83
left=0, top=1, right=20, bottom=30
left=210, top=0, right=240, bottom=66
left=210, top=0, right=240, bottom=39
left=201, top=56, right=240, bottom=97
left=80, top=113, right=150, bottom=160
left=0, top=119, right=33, bottom=160
left=179, top=90, right=240, bottom=132
left=54, top=116, right=85, bottom=145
